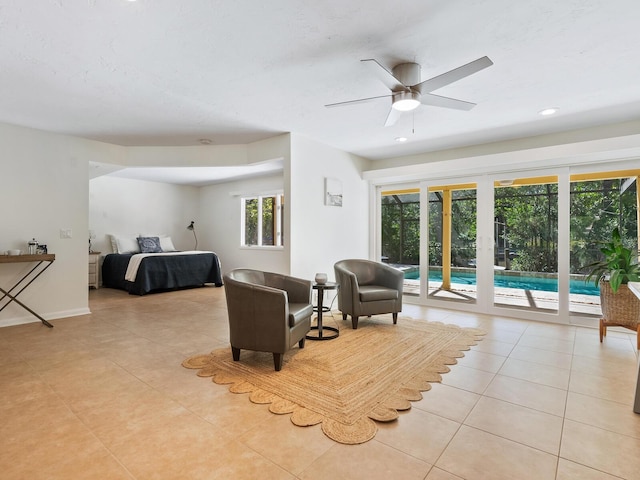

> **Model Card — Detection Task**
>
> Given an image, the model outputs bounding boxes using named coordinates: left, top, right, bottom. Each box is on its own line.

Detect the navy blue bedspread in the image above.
left=102, top=252, right=223, bottom=295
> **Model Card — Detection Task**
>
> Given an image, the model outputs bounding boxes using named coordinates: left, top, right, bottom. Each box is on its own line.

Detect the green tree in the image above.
left=381, top=193, right=420, bottom=264
left=244, top=198, right=258, bottom=245
left=262, top=197, right=274, bottom=245
left=496, top=184, right=558, bottom=272
left=380, top=177, right=638, bottom=278
left=571, top=179, right=638, bottom=273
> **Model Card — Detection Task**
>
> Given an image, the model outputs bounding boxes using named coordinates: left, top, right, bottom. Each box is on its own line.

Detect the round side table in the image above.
left=306, top=281, right=339, bottom=340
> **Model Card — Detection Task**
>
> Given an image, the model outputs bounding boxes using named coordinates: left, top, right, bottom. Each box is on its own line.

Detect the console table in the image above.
left=0, top=254, right=56, bottom=328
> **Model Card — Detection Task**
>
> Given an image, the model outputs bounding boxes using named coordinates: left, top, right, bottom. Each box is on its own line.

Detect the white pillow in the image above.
left=159, top=236, right=177, bottom=252
left=108, top=234, right=118, bottom=253
left=140, top=232, right=168, bottom=238
left=115, top=236, right=141, bottom=254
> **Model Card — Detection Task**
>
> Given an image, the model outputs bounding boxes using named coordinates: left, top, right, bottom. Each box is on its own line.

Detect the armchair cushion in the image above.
left=359, top=285, right=399, bottom=302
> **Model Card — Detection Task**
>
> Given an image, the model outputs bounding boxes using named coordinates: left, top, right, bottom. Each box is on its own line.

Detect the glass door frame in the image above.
left=484, top=169, right=571, bottom=323
left=373, top=182, right=421, bottom=294
left=421, top=170, right=572, bottom=322
left=420, top=177, right=487, bottom=308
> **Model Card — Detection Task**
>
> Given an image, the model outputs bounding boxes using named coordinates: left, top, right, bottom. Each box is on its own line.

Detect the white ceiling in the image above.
left=2, top=0, right=640, bottom=183
left=88, top=159, right=284, bottom=186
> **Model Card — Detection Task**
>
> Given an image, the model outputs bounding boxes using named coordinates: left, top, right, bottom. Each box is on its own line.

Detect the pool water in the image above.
left=404, top=270, right=599, bottom=296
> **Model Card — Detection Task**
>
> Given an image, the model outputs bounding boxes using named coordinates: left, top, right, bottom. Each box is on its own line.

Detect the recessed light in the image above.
left=395, top=137, right=408, bottom=143
left=539, top=108, right=558, bottom=116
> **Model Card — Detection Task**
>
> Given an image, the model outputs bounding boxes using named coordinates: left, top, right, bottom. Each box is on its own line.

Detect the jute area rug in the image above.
left=182, top=313, right=485, bottom=445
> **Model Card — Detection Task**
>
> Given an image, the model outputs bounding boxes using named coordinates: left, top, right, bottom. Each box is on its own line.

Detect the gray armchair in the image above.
left=223, top=269, right=313, bottom=371
left=334, top=259, right=404, bottom=329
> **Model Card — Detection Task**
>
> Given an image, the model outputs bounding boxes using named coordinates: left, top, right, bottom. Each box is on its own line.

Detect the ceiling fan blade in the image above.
left=420, top=93, right=476, bottom=111
left=361, top=59, right=408, bottom=92
left=414, top=56, right=493, bottom=94
left=384, top=107, right=403, bottom=127
left=325, top=94, right=393, bottom=108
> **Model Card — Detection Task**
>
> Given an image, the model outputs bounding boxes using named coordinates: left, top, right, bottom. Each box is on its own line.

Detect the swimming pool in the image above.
left=403, top=269, right=599, bottom=296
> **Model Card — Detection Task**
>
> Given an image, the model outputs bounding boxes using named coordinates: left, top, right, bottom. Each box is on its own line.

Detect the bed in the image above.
left=102, top=251, right=224, bottom=295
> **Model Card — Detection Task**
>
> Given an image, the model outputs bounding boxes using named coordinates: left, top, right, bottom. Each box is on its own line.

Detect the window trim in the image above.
left=240, top=192, right=284, bottom=248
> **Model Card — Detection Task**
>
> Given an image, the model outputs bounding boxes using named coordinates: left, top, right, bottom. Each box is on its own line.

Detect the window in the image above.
left=241, top=193, right=284, bottom=247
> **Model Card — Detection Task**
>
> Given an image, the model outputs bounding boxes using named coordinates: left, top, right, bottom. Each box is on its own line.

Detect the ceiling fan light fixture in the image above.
left=392, top=91, right=421, bottom=112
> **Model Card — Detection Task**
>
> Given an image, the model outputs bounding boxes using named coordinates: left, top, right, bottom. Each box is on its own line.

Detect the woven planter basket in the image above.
left=600, top=280, right=640, bottom=326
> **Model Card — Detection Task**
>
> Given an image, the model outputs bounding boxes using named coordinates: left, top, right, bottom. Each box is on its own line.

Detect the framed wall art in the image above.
left=325, top=177, right=343, bottom=207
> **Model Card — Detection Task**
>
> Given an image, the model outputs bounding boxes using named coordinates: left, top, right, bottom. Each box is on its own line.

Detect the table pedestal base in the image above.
left=306, top=324, right=339, bottom=341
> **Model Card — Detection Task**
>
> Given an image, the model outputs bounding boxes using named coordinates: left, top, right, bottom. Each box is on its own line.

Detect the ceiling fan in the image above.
left=325, top=56, right=493, bottom=126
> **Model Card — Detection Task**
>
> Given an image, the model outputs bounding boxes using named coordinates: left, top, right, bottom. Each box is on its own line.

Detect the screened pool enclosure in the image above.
left=379, top=170, right=639, bottom=318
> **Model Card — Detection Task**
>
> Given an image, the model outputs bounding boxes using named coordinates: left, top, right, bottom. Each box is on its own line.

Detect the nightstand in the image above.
left=89, top=252, right=101, bottom=289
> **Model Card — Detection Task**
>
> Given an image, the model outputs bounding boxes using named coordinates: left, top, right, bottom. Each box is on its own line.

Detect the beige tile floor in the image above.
left=1, top=286, right=639, bottom=479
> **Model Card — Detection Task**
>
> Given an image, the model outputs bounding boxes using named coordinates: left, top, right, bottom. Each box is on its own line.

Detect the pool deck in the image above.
left=404, top=279, right=602, bottom=316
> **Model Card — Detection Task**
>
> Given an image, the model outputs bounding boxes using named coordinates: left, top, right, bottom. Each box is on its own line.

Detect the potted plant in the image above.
left=583, top=227, right=640, bottom=347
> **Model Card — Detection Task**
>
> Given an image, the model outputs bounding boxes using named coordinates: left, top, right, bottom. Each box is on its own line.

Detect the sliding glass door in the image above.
left=379, top=182, right=478, bottom=305
left=426, top=183, right=478, bottom=305
left=380, top=188, right=421, bottom=296
left=492, top=176, right=559, bottom=313
left=569, top=172, right=639, bottom=315
left=376, top=168, right=639, bottom=323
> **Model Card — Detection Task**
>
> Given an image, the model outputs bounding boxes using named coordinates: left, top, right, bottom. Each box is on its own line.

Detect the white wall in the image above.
left=124, top=144, right=249, bottom=167
left=195, top=134, right=292, bottom=275
left=196, top=132, right=370, bottom=282
left=117, top=133, right=291, bottom=169
left=6, top=116, right=636, bottom=329
left=87, top=132, right=370, bottom=284
left=0, top=122, right=121, bottom=327
left=0, top=116, right=640, bottom=328
left=89, top=176, right=199, bottom=255
left=197, top=174, right=287, bottom=274
left=196, top=133, right=369, bottom=283
left=365, top=121, right=640, bottom=184
left=288, top=134, right=369, bottom=282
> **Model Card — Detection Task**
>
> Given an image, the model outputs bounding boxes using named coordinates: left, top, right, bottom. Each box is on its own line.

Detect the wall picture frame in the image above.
left=325, top=177, right=343, bottom=207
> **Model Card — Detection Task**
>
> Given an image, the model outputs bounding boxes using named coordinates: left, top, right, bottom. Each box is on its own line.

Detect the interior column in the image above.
left=442, top=188, right=452, bottom=290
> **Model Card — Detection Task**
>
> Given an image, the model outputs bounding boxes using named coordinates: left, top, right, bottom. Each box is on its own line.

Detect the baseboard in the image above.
left=0, top=307, right=91, bottom=328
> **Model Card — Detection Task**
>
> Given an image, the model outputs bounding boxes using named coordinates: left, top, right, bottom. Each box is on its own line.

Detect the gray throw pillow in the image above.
left=137, top=236, right=163, bottom=253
